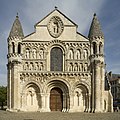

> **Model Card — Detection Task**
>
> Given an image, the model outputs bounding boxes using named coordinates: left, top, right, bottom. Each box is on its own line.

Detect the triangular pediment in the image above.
left=35, top=9, right=77, bottom=27
left=23, top=8, right=88, bottom=42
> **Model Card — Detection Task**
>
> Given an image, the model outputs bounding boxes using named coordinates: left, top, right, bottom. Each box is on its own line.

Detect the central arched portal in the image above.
left=50, top=87, right=63, bottom=111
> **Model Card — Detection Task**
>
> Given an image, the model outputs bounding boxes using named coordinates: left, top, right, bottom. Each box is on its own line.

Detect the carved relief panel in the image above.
left=47, top=16, right=64, bottom=38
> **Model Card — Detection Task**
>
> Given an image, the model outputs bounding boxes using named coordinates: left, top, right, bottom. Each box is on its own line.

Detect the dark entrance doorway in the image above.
left=50, top=87, right=63, bottom=111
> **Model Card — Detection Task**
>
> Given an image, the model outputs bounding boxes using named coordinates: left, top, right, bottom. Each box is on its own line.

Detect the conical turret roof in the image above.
left=9, top=14, right=24, bottom=38
left=88, top=13, right=104, bottom=39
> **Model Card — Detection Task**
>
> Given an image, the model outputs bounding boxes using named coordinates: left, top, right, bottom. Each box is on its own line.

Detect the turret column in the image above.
left=8, top=42, right=12, bottom=54
left=94, top=60, right=101, bottom=112
left=10, top=61, right=21, bottom=111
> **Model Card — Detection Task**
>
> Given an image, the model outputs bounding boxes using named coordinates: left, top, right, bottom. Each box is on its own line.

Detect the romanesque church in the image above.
left=7, top=8, right=113, bottom=112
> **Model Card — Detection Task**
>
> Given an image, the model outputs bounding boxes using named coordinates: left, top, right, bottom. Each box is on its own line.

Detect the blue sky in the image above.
left=0, top=0, right=120, bottom=86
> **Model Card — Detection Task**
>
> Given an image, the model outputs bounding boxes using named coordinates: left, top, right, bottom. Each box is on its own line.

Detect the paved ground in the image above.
left=0, top=110, right=120, bottom=120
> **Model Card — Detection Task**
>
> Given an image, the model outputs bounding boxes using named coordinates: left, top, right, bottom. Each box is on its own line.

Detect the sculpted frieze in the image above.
left=20, top=73, right=48, bottom=84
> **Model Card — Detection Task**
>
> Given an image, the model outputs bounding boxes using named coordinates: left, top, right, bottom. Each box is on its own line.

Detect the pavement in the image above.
left=0, top=110, right=120, bottom=120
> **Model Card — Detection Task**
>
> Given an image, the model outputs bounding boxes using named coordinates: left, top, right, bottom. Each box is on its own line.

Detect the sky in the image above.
left=0, top=0, right=120, bottom=86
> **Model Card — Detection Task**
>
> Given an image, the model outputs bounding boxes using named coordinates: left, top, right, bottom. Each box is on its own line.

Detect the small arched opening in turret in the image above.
left=18, top=43, right=21, bottom=54
left=12, top=42, right=15, bottom=53
left=99, top=42, right=103, bottom=54
left=93, top=42, right=97, bottom=54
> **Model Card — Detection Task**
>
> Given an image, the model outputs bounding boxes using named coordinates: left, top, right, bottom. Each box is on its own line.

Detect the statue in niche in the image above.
left=29, top=63, right=33, bottom=70
left=79, top=63, right=83, bottom=71
left=32, top=49, right=36, bottom=59
left=83, top=49, right=88, bottom=59
left=34, top=62, right=38, bottom=70
left=68, top=50, right=73, bottom=59
left=39, top=62, right=43, bottom=71
left=76, top=50, right=81, bottom=59
left=23, top=62, right=28, bottom=70
left=69, top=63, right=73, bottom=71
left=51, top=20, right=59, bottom=34
left=39, top=50, right=43, bottom=59
left=74, top=63, right=78, bottom=71
left=84, top=63, right=88, bottom=72
left=26, top=49, right=29, bottom=59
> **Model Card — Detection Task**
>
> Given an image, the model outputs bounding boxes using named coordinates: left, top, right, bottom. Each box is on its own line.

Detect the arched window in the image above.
left=93, top=42, right=97, bottom=54
left=99, top=42, right=103, bottom=54
left=12, top=42, right=15, bottom=53
left=18, top=43, right=21, bottom=54
left=50, top=47, right=63, bottom=71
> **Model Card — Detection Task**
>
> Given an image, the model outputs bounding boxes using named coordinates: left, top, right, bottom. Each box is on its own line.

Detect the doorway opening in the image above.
left=50, top=87, right=63, bottom=111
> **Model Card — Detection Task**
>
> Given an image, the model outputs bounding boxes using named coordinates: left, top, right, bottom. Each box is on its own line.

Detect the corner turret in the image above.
left=88, top=13, right=104, bottom=39
left=9, top=13, right=24, bottom=38
left=88, top=13, right=104, bottom=56
left=7, top=14, right=24, bottom=62
left=89, top=13, right=105, bottom=112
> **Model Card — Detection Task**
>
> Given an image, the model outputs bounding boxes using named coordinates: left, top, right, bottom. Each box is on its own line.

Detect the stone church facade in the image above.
left=7, top=8, right=113, bottom=112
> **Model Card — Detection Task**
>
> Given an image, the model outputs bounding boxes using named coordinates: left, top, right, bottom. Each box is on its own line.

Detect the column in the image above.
left=41, top=93, right=45, bottom=112
left=97, top=43, right=99, bottom=54
left=62, top=94, right=66, bottom=112
left=86, top=93, right=89, bottom=112
left=91, top=62, right=95, bottom=113
left=7, top=63, right=12, bottom=110
left=88, top=94, right=91, bottom=112
left=21, top=93, right=26, bottom=111
left=8, top=43, right=12, bottom=54
left=83, top=93, right=86, bottom=112
left=9, top=61, right=19, bottom=111
left=66, top=93, right=70, bottom=112
left=15, top=43, right=18, bottom=53
left=101, top=64, right=105, bottom=111
left=91, top=44, right=93, bottom=54
left=45, top=93, right=50, bottom=112
left=69, top=93, right=74, bottom=112
left=95, top=61, right=101, bottom=112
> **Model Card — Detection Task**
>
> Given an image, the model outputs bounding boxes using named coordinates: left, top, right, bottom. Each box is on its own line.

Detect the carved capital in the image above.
left=94, top=60, right=101, bottom=66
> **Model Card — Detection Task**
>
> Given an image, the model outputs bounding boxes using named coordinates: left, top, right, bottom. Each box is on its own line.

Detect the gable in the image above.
left=35, top=9, right=77, bottom=27
left=23, top=9, right=87, bottom=42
